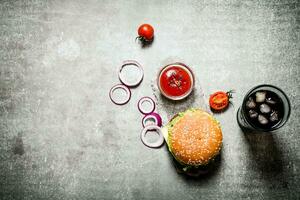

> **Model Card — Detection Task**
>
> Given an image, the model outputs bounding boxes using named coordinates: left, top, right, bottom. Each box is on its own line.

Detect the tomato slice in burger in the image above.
left=209, top=90, right=234, bottom=111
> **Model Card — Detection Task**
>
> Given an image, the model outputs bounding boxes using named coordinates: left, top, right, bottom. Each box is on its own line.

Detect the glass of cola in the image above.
left=237, top=84, right=291, bottom=131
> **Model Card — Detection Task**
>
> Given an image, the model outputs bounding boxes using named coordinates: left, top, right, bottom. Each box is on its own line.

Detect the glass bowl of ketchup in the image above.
left=157, top=63, right=195, bottom=101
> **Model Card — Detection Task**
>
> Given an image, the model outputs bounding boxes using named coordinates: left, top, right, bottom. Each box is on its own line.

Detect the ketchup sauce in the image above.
left=158, top=63, right=194, bottom=100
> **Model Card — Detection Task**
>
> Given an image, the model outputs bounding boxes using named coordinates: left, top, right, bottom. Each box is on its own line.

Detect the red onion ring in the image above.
left=118, top=60, right=144, bottom=87
left=140, top=125, right=164, bottom=148
left=137, top=96, right=156, bottom=115
left=109, top=84, right=131, bottom=105
left=142, top=112, right=162, bottom=127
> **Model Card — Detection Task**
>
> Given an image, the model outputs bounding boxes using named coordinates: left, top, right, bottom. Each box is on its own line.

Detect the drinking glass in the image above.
left=237, top=84, right=291, bottom=132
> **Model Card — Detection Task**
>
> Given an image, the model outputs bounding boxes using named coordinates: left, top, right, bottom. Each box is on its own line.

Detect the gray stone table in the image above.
left=0, top=0, right=299, bottom=199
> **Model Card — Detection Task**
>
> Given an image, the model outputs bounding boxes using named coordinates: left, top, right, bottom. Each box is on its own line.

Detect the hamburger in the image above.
left=161, top=108, right=223, bottom=176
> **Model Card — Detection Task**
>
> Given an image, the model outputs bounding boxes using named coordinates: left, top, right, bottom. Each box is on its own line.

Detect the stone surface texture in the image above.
left=0, top=0, right=299, bottom=199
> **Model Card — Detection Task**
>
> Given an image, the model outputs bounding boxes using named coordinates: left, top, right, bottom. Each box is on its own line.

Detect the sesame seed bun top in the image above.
left=168, top=109, right=222, bottom=166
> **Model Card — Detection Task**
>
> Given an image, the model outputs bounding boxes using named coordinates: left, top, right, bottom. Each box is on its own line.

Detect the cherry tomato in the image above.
left=209, top=90, right=234, bottom=111
left=137, top=24, right=154, bottom=41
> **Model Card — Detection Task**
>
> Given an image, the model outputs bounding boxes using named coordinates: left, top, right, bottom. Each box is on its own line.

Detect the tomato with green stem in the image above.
left=209, top=90, right=234, bottom=111
left=136, top=24, right=154, bottom=42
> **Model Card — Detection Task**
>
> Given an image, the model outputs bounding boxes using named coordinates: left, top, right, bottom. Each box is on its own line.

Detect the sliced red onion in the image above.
left=142, top=112, right=162, bottom=127
left=109, top=84, right=131, bottom=105
left=118, top=60, right=144, bottom=87
left=138, top=96, right=155, bottom=115
left=140, top=125, right=164, bottom=148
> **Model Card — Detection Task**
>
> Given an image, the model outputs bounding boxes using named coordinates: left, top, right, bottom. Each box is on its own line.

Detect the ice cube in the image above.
left=249, top=110, right=258, bottom=118
left=258, top=115, right=268, bottom=125
left=270, top=111, right=279, bottom=122
left=260, top=104, right=271, bottom=114
left=246, top=97, right=256, bottom=109
left=256, top=91, right=266, bottom=103
left=266, top=97, right=276, bottom=105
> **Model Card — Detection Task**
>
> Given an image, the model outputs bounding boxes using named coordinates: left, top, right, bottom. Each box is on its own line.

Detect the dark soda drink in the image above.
left=237, top=85, right=290, bottom=132
left=244, top=90, right=283, bottom=129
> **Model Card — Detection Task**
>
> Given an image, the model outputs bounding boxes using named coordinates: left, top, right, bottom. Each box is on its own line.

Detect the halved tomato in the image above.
left=209, top=90, right=234, bottom=111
